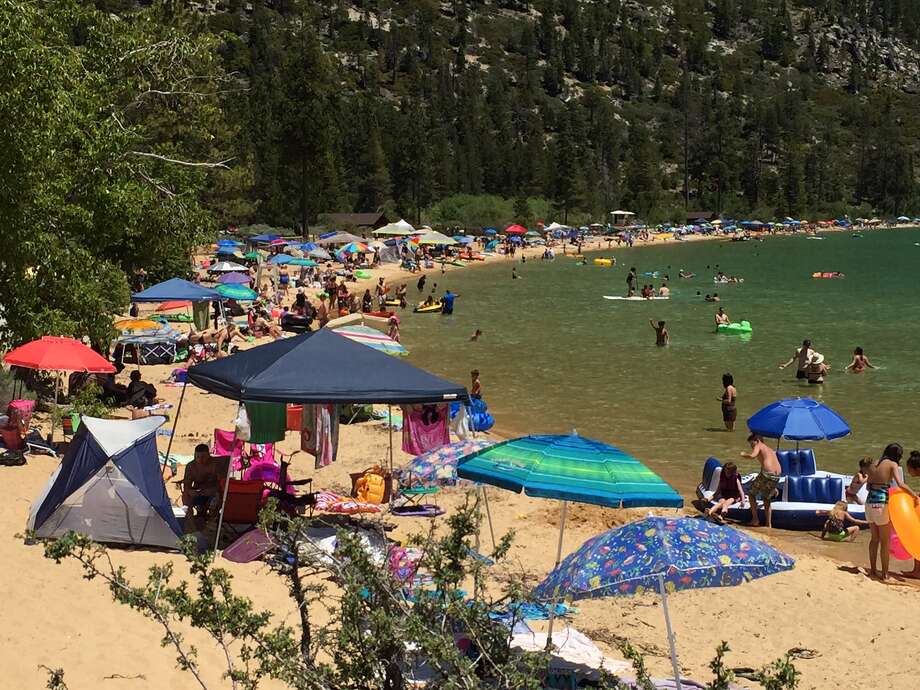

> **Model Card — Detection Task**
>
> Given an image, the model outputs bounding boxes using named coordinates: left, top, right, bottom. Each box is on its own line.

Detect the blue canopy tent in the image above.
left=131, top=277, right=222, bottom=303
left=187, top=328, right=466, bottom=404
left=249, top=233, right=279, bottom=243
left=181, top=329, right=468, bottom=550
left=27, top=416, right=181, bottom=548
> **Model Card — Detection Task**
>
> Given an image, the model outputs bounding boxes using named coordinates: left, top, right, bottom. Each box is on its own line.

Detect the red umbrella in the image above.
left=3, top=336, right=115, bottom=373
left=504, top=224, right=527, bottom=235
left=156, top=300, right=192, bottom=312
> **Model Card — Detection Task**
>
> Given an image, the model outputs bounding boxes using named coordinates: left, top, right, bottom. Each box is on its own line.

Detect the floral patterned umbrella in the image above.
left=402, top=439, right=495, bottom=486
left=532, top=516, right=794, bottom=687
left=533, top=516, right=794, bottom=602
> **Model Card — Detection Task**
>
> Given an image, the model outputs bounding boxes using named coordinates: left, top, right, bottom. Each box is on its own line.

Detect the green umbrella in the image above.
left=243, top=251, right=261, bottom=261
left=216, top=284, right=258, bottom=301
left=289, top=258, right=318, bottom=267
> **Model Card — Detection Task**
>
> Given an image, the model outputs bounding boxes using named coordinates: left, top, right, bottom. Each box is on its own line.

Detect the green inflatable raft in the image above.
left=717, top=320, right=753, bottom=335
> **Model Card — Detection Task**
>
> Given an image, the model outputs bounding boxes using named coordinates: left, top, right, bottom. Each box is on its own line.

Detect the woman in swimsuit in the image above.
left=720, top=373, right=737, bottom=431
left=864, top=443, right=919, bottom=579
left=845, top=347, right=875, bottom=373
left=706, top=462, right=744, bottom=523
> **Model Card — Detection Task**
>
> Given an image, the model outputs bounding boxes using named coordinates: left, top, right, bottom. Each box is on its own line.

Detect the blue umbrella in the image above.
left=269, top=254, right=294, bottom=265
left=483, top=228, right=497, bottom=236
left=218, top=271, right=251, bottom=285
left=533, top=516, right=794, bottom=683
left=216, top=246, right=240, bottom=256
left=299, top=242, right=318, bottom=251
left=217, top=239, right=242, bottom=246
left=747, top=398, right=850, bottom=442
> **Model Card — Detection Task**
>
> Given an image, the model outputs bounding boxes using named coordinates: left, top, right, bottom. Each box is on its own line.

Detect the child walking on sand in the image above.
left=706, top=462, right=745, bottom=523
left=818, top=501, right=867, bottom=542
left=845, top=457, right=872, bottom=504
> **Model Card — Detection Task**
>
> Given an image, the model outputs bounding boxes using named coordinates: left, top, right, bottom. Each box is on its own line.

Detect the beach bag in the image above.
left=233, top=404, right=251, bottom=441
left=351, top=465, right=391, bottom=504
left=0, top=449, right=26, bottom=466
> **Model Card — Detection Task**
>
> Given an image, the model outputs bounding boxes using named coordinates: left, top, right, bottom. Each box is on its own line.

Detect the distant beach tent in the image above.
left=132, top=277, right=222, bottom=303
left=208, top=261, right=249, bottom=273
left=27, top=416, right=182, bottom=548
left=504, top=224, right=527, bottom=235
left=897, top=216, right=911, bottom=222
left=544, top=222, right=570, bottom=232
left=315, top=232, right=366, bottom=246
left=374, top=219, right=416, bottom=236
left=417, top=230, right=457, bottom=245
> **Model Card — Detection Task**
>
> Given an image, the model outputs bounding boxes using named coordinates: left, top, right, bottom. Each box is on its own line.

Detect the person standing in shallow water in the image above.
left=720, top=373, right=737, bottom=431
left=650, top=320, right=669, bottom=346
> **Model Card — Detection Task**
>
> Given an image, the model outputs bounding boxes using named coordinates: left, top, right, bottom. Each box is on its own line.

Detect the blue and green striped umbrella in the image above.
left=456, top=434, right=683, bottom=509
left=215, top=284, right=258, bottom=301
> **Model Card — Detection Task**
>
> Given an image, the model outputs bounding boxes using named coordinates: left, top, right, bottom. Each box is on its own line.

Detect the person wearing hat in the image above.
left=806, top=352, right=830, bottom=384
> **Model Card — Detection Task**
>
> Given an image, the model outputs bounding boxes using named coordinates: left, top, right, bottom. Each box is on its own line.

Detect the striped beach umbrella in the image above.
left=332, top=324, right=407, bottom=356
left=215, top=284, right=258, bottom=301
left=402, top=439, right=495, bottom=487
left=338, top=241, right=370, bottom=255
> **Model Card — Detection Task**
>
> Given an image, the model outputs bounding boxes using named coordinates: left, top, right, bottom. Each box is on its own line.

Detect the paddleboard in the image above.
left=806, top=236, right=824, bottom=240
left=603, top=296, right=669, bottom=301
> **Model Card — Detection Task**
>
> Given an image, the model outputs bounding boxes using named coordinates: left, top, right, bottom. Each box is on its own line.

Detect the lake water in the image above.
left=400, top=229, right=920, bottom=494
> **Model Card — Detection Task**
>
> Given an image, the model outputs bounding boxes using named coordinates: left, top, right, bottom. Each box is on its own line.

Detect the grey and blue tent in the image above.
left=28, top=416, right=182, bottom=548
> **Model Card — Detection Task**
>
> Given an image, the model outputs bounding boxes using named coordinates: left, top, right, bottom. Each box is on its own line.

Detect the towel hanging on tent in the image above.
left=301, top=403, right=340, bottom=468
left=401, top=404, right=450, bottom=455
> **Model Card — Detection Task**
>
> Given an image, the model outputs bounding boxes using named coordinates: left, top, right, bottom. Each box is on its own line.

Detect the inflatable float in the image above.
left=811, top=272, right=845, bottom=279
left=384, top=299, right=402, bottom=308
left=696, top=450, right=866, bottom=530
left=414, top=302, right=443, bottom=314
left=603, top=295, right=669, bottom=301
left=716, top=320, right=752, bottom=335
left=890, top=488, right=920, bottom=559
left=593, top=258, right=614, bottom=267
left=355, top=269, right=372, bottom=279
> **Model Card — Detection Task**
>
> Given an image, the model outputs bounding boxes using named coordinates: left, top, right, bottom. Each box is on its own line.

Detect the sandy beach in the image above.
left=5, top=227, right=920, bottom=689
left=5, top=354, right=920, bottom=689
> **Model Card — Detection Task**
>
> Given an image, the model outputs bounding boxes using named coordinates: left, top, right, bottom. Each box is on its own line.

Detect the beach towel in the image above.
left=314, top=491, right=381, bottom=515
left=401, top=404, right=450, bottom=455
left=245, top=402, right=287, bottom=444
left=300, top=404, right=339, bottom=468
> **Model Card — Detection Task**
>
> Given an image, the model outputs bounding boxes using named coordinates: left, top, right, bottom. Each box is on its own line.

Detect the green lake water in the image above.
left=400, top=229, right=920, bottom=495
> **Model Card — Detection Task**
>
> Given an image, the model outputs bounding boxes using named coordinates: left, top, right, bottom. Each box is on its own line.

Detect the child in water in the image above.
left=470, top=329, right=483, bottom=342
left=845, top=347, right=876, bottom=373
left=845, top=457, right=872, bottom=504
left=817, top=501, right=867, bottom=542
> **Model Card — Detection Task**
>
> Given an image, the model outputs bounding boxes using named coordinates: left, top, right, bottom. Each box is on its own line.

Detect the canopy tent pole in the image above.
left=387, top=404, right=394, bottom=474
left=481, top=485, right=496, bottom=550
left=543, top=499, right=568, bottom=649
left=658, top=572, right=684, bottom=690
left=160, top=380, right=188, bottom=475
left=213, top=468, right=233, bottom=553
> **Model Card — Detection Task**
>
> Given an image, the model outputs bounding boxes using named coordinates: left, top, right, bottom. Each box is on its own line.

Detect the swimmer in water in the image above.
left=470, top=329, right=483, bottom=342
left=650, top=320, right=669, bottom=347
left=512, top=267, right=520, bottom=279
left=845, top=347, right=876, bottom=373
left=779, top=339, right=814, bottom=379
left=658, top=283, right=670, bottom=298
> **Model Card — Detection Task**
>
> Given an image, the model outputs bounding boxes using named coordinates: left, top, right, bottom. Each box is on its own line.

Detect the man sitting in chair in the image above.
left=181, top=443, right=221, bottom=531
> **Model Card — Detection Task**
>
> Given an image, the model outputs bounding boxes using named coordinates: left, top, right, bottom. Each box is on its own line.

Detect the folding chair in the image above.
left=212, top=428, right=244, bottom=472
left=218, top=479, right=265, bottom=541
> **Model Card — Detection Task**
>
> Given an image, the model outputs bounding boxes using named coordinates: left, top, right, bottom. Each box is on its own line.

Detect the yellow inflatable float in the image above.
left=593, top=258, right=613, bottom=267
left=890, top=488, right=920, bottom=558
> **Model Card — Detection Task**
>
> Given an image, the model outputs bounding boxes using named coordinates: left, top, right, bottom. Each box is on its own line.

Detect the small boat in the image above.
left=414, top=302, right=443, bottom=314
left=696, top=449, right=866, bottom=530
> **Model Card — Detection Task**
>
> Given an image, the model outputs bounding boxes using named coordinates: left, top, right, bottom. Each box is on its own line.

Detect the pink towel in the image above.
left=401, top=404, right=450, bottom=455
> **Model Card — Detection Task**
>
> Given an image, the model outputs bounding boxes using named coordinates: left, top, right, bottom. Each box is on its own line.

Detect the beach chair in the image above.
left=218, top=479, right=266, bottom=541
left=247, top=442, right=275, bottom=466
left=212, top=428, right=244, bottom=471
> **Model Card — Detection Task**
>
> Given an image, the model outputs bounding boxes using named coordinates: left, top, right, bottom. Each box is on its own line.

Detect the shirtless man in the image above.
left=778, top=339, right=814, bottom=379
left=864, top=444, right=919, bottom=580
left=741, top=433, right=782, bottom=528
left=650, top=320, right=669, bottom=347
left=658, top=283, right=670, bottom=298
left=181, top=443, right=221, bottom=531
left=714, top=307, right=730, bottom=327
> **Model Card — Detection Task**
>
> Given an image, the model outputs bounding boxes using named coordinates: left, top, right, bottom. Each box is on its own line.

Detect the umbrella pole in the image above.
left=481, top=485, right=496, bottom=550
left=544, top=500, right=568, bottom=650
left=49, top=374, right=60, bottom=445
left=161, top=380, right=188, bottom=475
left=658, top=572, right=683, bottom=690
